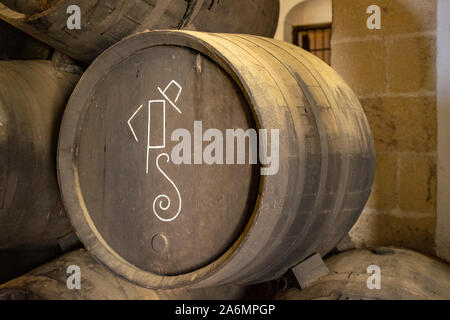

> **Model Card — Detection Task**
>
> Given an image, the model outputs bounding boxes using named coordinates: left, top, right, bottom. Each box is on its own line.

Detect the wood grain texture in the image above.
left=277, top=248, right=450, bottom=300
left=57, top=30, right=375, bottom=289
left=0, top=0, right=279, bottom=64
left=0, top=60, right=80, bottom=283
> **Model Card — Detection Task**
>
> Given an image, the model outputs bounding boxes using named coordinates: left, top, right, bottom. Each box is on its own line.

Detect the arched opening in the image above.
left=278, top=0, right=332, bottom=64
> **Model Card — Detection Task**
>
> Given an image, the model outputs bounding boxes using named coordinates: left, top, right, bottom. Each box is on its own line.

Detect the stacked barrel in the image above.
left=57, top=30, right=375, bottom=289
left=0, top=0, right=398, bottom=300
left=0, top=0, right=279, bottom=64
left=277, top=248, right=450, bottom=300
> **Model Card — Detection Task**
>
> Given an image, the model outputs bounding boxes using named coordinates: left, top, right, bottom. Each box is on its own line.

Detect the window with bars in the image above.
left=293, top=23, right=332, bottom=65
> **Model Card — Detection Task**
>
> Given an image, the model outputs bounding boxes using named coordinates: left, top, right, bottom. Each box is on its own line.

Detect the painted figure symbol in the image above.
left=158, top=80, right=182, bottom=114
left=127, top=80, right=183, bottom=222
left=153, top=153, right=182, bottom=222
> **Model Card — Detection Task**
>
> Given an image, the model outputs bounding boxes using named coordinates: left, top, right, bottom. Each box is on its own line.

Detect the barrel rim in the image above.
left=57, top=30, right=291, bottom=289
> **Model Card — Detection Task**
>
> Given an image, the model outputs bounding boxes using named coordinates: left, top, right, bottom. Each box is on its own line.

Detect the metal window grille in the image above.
left=293, top=23, right=332, bottom=65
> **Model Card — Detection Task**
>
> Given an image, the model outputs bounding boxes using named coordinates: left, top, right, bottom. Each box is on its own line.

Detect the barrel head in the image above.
left=67, top=45, right=260, bottom=276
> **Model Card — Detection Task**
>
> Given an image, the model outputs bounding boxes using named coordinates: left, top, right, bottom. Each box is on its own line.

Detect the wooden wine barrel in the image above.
left=277, top=248, right=450, bottom=300
left=0, top=249, right=272, bottom=299
left=0, top=0, right=279, bottom=64
left=0, top=60, right=80, bottom=283
left=57, top=30, right=375, bottom=289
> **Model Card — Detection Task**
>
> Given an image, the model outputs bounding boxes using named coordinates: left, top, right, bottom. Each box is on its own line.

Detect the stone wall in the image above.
left=331, top=0, right=437, bottom=255
left=436, top=0, right=450, bottom=263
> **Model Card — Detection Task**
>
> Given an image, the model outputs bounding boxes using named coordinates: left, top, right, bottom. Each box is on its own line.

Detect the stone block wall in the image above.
left=331, top=0, right=437, bottom=255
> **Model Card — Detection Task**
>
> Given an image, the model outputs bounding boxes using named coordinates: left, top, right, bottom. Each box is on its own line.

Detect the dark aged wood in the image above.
left=277, top=248, right=450, bottom=300
left=72, top=45, right=259, bottom=276
left=0, top=249, right=271, bottom=299
left=0, top=0, right=279, bottom=64
left=0, top=19, right=52, bottom=60
left=0, top=60, right=80, bottom=283
left=58, top=30, right=375, bottom=289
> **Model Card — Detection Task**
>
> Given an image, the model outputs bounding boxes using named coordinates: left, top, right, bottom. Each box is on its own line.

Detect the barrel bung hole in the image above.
left=151, top=234, right=168, bottom=253
left=371, top=247, right=395, bottom=256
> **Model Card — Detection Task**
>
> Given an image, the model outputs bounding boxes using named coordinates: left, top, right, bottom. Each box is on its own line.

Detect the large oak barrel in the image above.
left=277, top=248, right=450, bottom=300
left=57, top=30, right=375, bottom=289
left=0, top=249, right=272, bottom=299
left=0, top=0, right=279, bottom=64
left=0, top=60, right=80, bottom=283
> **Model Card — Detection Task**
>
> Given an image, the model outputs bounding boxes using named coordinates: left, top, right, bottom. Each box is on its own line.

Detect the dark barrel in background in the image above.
left=0, top=19, right=52, bottom=60
left=0, top=0, right=279, bottom=64
left=57, top=30, right=375, bottom=289
left=0, top=60, right=80, bottom=283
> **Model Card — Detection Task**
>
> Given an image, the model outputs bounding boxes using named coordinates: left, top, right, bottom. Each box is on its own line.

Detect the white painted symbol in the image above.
left=146, top=100, right=166, bottom=174
left=127, top=80, right=183, bottom=173
left=158, top=80, right=182, bottom=114
left=127, top=80, right=184, bottom=222
left=127, top=104, right=143, bottom=142
left=153, top=153, right=182, bottom=222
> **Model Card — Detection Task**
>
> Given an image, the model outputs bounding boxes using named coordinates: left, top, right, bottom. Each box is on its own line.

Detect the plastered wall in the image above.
left=436, top=0, right=450, bottom=262
left=331, top=0, right=439, bottom=257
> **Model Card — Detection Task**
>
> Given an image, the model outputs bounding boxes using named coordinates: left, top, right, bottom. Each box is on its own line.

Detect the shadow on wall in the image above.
left=330, top=0, right=437, bottom=255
